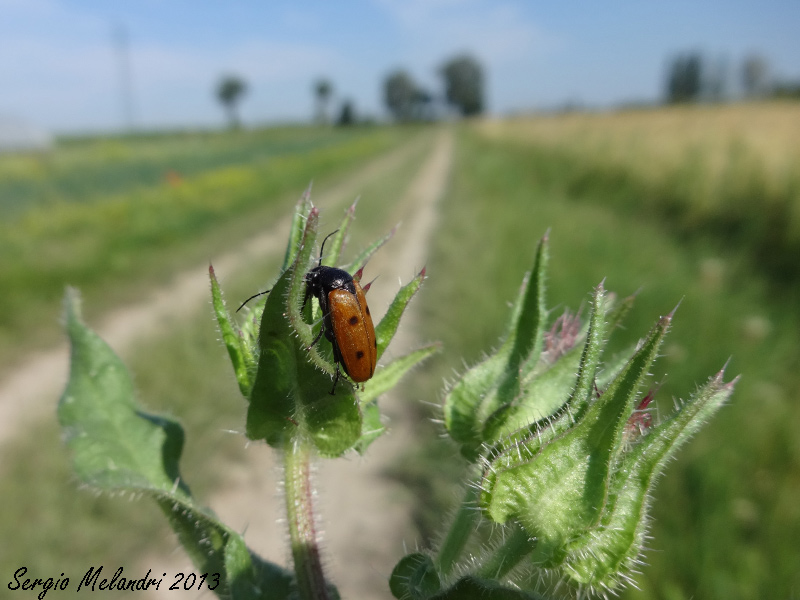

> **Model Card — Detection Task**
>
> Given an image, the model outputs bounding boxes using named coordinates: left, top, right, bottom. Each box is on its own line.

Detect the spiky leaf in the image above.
left=374, top=266, right=427, bottom=359
left=561, top=369, right=736, bottom=590
left=58, top=289, right=293, bottom=599
left=210, top=265, right=253, bottom=397
left=481, top=313, right=672, bottom=565
left=443, top=236, right=549, bottom=461
left=360, top=343, right=441, bottom=405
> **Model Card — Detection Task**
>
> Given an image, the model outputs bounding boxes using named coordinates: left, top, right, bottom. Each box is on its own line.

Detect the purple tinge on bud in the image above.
left=624, top=388, right=657, bottom=442
left=542, top=309, right=582, bottom=363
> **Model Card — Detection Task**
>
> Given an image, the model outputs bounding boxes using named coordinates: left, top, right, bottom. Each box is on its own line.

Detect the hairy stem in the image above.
left=284, top=436, right=331, bottom=600
left=435, top=479, right=481, bottom=576
left=476, top=523, right=535, bottom=580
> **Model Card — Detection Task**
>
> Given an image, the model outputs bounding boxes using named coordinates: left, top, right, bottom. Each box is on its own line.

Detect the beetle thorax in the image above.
left=305, top=266, right=356, bottom=297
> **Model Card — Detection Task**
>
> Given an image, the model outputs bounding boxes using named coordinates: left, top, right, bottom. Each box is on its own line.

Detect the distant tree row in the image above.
left=384, top=54, right=484, bottom=122
left=212, top=53, right=485, bottom=129
left=213, top=73, right=357, bottom=129
left=311, top=78, right=356, bottom=126
left=665, top=51, right=800, bottom=104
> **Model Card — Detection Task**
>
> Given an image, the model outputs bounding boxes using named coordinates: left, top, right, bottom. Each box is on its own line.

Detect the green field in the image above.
left=1, top=105, right=798, bottom=599
left=0, top=125, right=418, bottom=366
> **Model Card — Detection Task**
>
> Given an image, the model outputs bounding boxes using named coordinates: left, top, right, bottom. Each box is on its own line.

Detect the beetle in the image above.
left=304, top=231, right=377, bottom=394
left=237, top=230, right=377, bottom=394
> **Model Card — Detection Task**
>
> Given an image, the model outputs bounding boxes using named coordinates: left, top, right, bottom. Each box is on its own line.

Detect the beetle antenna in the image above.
left=318, top=229, right=339, bottom=267
left=236, top=289, right=271, bottom=312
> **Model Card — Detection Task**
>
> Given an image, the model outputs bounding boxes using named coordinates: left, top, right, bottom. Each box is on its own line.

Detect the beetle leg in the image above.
left=308, top=325, right=325, bottom=349
left=329, top=363, right=341, bottom=395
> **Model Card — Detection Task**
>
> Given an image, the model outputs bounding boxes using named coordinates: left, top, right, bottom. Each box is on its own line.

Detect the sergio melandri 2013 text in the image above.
left=8, top=565, right=221, bottom=598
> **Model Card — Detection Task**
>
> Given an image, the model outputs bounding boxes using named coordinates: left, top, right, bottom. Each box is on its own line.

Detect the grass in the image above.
left=476, top=102, right=800, bottom=294
left=0, top=129, right=437, bottom=597
left=0, top=125, right=419, bottom=368
left=409, top=123, right=800, bottom=599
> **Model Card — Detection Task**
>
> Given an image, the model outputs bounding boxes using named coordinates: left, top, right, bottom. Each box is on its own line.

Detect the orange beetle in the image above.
left=304, top=233, right=377, bottom=394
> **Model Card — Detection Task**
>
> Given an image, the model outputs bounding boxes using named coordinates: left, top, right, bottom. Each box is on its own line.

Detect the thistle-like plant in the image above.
left=57, top=191, right=735, bottom=600
left=388, top=235, right=737, bottom=600
left=58, top=192, right=438, bottom=600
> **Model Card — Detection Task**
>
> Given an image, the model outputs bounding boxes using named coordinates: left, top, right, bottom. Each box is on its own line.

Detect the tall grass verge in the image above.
left=476, top=103, right=800, bottom=295
left=408, top=127, right=800, bottom=599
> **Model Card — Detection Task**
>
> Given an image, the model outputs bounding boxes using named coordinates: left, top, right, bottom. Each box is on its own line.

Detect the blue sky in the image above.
left=1, top=0, right=798, bottom=133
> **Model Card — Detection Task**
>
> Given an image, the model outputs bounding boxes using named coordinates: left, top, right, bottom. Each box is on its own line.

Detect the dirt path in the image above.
left=141, top=128, right=453, bottom=600
left=0, top=133, right=430, bottom=451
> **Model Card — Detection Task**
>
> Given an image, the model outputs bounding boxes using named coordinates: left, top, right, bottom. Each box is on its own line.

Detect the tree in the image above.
left=384, top=70, right=418, bottom=122
left=313, top=78, right=333, bottom=124
left=336, top=99, right=356, bottom=126
left=413, top=88, right=436, bottom=121
left=665, top=52, right=703, bottom=103
left=704, top=56, right=729, bottom=102
left=741, top=54, right=770, bottom=98
left=440, top=54, right=484, bottom=116
left=216, top=74, right=248, bottom=129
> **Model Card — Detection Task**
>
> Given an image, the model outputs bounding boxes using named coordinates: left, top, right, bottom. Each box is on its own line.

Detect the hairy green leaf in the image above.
left=282, top=184, right=313, bottom=271
left=210, top=265, right=253, bottom=397
left=374, top=266, right=426, bottom=359
left=360, top=343, right=441, bottom=405
left=481, top=312, right=671, bottom=564
left=353, top=401, right=385, bottom=455
left=347, top=224, right=397, bottom=274
left=58, top=289, right=293, bottom=599
left=390, top=553, right=441, bottom=600
left=561, top=369, right=735, bottom=590
left=443, top=236, right=549, bottom=461
left=246, top=267, right=302, bottom=446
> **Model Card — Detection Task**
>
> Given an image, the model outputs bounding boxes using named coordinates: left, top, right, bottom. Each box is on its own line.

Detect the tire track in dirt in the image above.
left=141, top=128, right=453, bottom=600
left=0, top=134, right=430, bottom=453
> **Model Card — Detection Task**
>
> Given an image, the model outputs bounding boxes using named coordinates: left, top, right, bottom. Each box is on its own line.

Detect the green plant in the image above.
left=58, top=196, right=735, bottom=599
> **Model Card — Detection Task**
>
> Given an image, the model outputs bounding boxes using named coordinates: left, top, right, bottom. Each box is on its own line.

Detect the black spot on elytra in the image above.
left=349, top=315, right=359, bottom=326
left=356, top=350, right=365, bottom=359
left=366, top=306, right=371, bottom=316
left=373, top=339, right=377, bottom=348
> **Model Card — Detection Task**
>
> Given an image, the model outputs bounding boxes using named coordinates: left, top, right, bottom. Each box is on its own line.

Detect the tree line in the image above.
left=384, top=54, right=484, bottom=122
left=664, top=51, right=800, bottom=104
left=213, top=53, right=484, bottom=129
left=214, top=48, right=796, bottom=129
